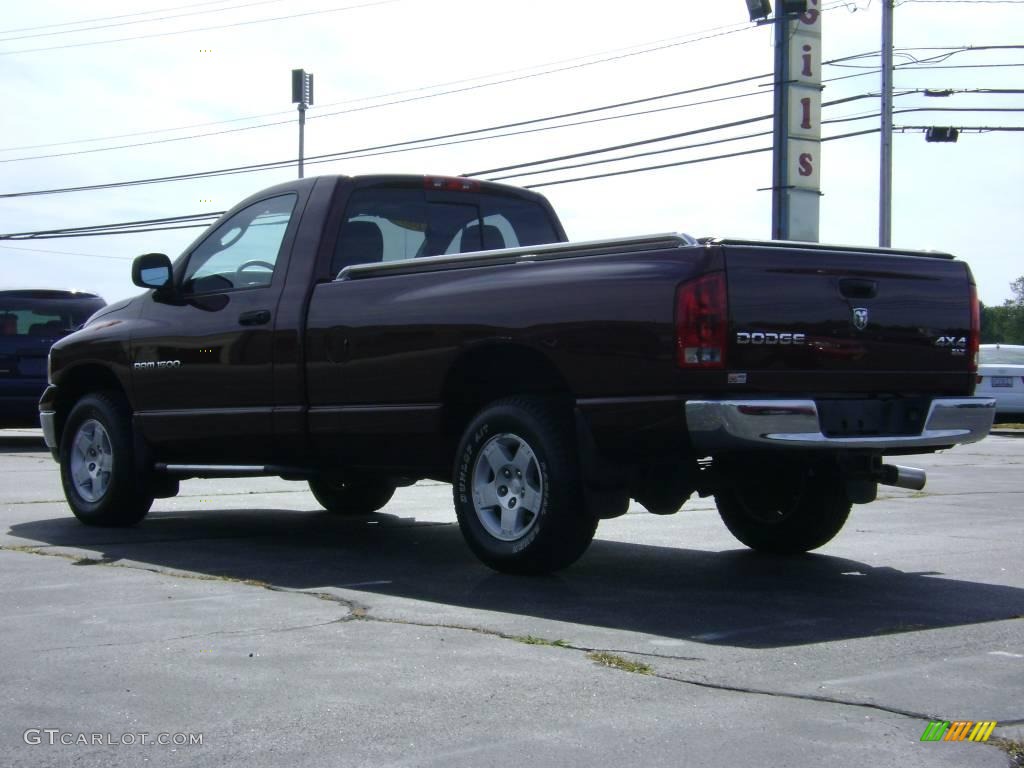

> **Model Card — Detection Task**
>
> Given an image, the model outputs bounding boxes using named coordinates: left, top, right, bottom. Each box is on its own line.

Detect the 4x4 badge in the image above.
left=852, top=307, right=869, bottom=330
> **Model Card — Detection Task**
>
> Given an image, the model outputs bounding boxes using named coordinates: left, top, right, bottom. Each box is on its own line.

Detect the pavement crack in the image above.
left=0, top=544, right=366, bottom=625
left=36, top=617, right=352, bottom=654
left=342, top=613, right=992, bottom=725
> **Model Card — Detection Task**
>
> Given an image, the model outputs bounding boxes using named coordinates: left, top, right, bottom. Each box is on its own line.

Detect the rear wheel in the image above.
left=308, top=475, right=396, bottom=515
left=59, top=392, right=153, bottom=526
left=453, top=397, right=597, bottom=574
left=714, top=460, right=851, bottom=553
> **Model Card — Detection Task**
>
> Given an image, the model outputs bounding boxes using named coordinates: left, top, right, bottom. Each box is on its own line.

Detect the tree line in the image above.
left=980, top=276, right=1024, bottom=345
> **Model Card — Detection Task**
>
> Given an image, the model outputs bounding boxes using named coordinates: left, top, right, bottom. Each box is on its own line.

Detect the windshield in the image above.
left=980, top=346, right=1024, bottom=365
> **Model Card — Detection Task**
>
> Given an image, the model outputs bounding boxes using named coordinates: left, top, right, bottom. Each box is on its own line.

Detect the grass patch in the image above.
left=991, top=736, right=1024, bottom=767
left=586, top=651, right=653, bottom=675
left=993, top=422, right=1024, bottom=430
left=511, top=635, right=571, bottom=648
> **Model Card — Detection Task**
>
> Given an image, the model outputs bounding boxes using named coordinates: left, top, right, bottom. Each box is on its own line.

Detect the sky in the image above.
left=1, top=0, right=1021, bottom=306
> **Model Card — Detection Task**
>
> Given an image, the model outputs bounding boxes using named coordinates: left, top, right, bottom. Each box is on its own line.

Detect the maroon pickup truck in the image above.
left=39, top=174, right=995, bottom=573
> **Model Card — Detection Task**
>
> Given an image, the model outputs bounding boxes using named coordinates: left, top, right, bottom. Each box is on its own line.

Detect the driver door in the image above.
left=132, top=193, right=300, bottom=463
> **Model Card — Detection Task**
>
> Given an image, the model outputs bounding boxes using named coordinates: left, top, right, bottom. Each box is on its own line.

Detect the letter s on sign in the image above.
left=801, top=0, right=820, bottom=25
left=798, top=153, right=814, bottom=177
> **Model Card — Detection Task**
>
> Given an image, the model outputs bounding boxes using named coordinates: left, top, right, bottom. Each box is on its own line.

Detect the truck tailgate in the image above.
left=724, top=244, right=975, bottom=391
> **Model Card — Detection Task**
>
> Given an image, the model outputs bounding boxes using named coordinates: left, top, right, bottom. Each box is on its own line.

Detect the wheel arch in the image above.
left=440, top=342, right=573, bottom=458
left=51, top=364, right=128, bottom=447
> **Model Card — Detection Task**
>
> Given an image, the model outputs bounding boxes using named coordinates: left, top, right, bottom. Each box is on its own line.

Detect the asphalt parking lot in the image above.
left=1, top=429, right=1021, bottom=768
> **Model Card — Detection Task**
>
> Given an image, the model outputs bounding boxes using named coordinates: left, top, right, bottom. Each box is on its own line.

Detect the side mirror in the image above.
left=132, top=253, right=173, bottom=290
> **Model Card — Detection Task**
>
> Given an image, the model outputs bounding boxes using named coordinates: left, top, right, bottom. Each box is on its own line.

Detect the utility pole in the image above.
left=291, top=69, right=315, bottom=179
left=879, top=1, right=894, bottom=246
left=771, top=9, right=790, bottom=240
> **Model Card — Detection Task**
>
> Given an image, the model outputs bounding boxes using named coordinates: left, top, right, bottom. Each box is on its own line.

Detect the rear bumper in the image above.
left=686, top=397, right=996, bottom=454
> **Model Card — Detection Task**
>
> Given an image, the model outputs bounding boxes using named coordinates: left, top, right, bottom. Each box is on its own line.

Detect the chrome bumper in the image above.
left=686, top=397, right=996, bottom=454
left=40, top=410, right=58, bottom=450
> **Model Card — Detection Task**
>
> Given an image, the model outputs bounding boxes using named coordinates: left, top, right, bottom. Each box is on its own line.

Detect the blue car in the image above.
left=1, top=290, right=106, bottom=428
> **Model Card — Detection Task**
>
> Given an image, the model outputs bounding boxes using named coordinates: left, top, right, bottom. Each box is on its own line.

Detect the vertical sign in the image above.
left=786, top=1, right=823, bottom=241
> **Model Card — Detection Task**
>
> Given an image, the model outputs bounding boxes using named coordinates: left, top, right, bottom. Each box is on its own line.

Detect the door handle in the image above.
left=238, top=310, right=271, bottom=326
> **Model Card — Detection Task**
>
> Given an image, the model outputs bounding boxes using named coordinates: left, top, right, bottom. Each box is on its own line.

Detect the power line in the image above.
left=0, top=0, right=288, bottom=43
left=465, top=93, right=881, bottom=178
left=0, top=71, right=792, bottom=197
left=0, top=0, right=270, bottom=34
left=0, top=212, right=225, bottom=241
left=1, top=131, right=883, bottom=240
left=0, top=28, right=767, bottom=163
left=823, top=106, right=1024, bottom=125
left=0, top=6, right=898, bottom=156
left=0, top=73, right=775, bottom=166
left=900, top=0, right=1024, bottom=4
left=895, top=124, right=1024, bottom=130
left=0, top=24, right=760, bottom=153
left=519, top=130, right=881, bottom=190
left=0, top=244, right=132, bottom=260
left=488, top=129, right=775, bottom=182
left=8, top=108, right=1018, bottom=241
left=490, top=95, right=906, bottom=181
left=0, top=0, right=401, bottom=56
left=2, top=70, right=985, bottom=199
left=0, top=52, right=1012, bottom=198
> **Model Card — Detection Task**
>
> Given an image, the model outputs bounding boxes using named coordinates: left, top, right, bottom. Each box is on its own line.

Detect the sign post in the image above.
left=782, top=1, right=823, bottom=241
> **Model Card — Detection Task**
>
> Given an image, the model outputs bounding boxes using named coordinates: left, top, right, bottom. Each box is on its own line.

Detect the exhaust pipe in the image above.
left=879, top=464, right=927, bottom=491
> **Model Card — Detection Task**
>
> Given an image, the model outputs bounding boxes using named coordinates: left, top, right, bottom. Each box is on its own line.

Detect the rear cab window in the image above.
left=331, top=183, right=561, bottom=278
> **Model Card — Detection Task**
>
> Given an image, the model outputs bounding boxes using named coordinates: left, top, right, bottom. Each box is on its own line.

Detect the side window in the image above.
left=334, top=188, right=427, bottom=276
left=183, top=194, right=297, bottom=294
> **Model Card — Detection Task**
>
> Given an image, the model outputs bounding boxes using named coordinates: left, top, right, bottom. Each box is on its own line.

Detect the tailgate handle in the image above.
left=838, top=278, right=878, bottom=299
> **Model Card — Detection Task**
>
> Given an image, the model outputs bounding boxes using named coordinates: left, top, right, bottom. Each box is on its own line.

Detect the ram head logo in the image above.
left=852, top=307, right=870, bottom=331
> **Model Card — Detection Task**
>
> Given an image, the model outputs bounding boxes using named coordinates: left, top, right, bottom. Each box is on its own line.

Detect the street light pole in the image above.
left=291, top=69, right=315, bottom=180
left=879, top=1, right=894, bottom=246
left=297, top=102, right=306, bottom=179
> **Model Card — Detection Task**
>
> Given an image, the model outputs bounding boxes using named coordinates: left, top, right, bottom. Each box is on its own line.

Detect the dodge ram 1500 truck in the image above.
left=39, top=174, right=996, bottom=573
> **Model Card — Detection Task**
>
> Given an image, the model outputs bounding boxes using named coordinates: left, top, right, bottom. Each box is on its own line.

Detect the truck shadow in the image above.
left=9, top=506, right=1024, bottom=649
left=0, top=434, right=48, bottom=454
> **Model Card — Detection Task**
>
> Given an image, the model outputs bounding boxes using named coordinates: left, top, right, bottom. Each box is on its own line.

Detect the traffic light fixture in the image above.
left=925, top=127, right=959, bottom=143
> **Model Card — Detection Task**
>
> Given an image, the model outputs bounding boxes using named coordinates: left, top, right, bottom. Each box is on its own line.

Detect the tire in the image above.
left=453, top=397, right=598, bottom=574
left=59, top=392, right=154, bottom=527
left=714, top=460, right=851, bottom=554
left=308, top=476, right=396, bottom=515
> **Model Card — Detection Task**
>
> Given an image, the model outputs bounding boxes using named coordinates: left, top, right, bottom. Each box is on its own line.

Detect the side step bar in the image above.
left=154, top=464, right=313, bottom=480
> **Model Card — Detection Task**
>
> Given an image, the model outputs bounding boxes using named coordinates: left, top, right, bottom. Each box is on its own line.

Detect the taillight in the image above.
left=968, top=283, right=980, bottom=374
left=424, top=176, right=481, bottom=192
left=676, top=272, right=727, bottom=368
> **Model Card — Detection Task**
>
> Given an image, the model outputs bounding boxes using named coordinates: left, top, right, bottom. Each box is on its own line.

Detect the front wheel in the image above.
left=59, top=392, right=154, bottom=527
left=714, top=460, right=851, bottom=553
left=453, top=397, right=597, bottom=574
left=308, top=475, right=396, bottom=515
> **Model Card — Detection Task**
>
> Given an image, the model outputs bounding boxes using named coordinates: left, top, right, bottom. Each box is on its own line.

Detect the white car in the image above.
left=977, top=344, right=1024, bottom=418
